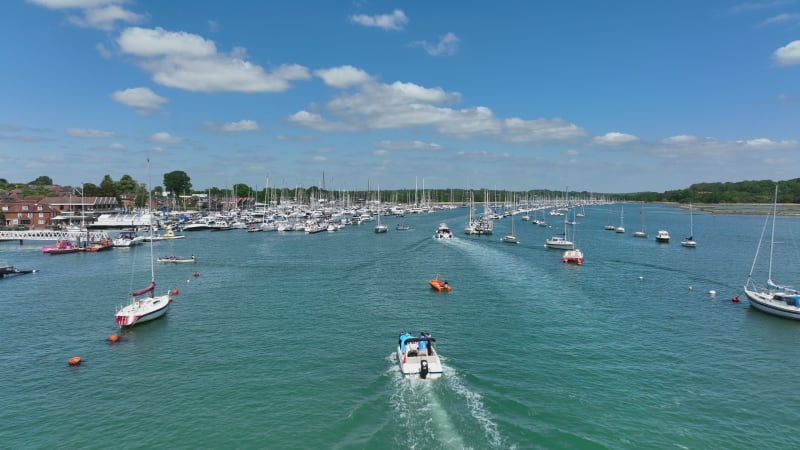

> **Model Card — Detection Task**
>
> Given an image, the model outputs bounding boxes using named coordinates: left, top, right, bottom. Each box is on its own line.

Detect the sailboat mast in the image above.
left=147, top=158, right=155, bottom=283
left=767, top=184, right=778, bottom=284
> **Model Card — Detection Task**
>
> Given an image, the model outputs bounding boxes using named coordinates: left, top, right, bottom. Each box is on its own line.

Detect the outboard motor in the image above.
left=419, top=360, right=429, bottom=379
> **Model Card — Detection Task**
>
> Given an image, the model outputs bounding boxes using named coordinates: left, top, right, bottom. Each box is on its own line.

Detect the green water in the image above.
left=2, top=205, right=800, bottom=449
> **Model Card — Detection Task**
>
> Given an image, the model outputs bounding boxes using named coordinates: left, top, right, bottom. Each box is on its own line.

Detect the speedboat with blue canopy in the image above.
left=397, top=331, right=443, bottom=379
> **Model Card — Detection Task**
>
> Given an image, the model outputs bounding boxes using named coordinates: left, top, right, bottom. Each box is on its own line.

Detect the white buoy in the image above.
left=709, top=290, right=716, bottom=296
left=638, top=276, right=644, bottom=281
left=689, top=286, right=693, bottom=291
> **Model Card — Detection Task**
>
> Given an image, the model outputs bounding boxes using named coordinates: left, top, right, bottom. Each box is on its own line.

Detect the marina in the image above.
left=2, top=203, right=800, bottom=448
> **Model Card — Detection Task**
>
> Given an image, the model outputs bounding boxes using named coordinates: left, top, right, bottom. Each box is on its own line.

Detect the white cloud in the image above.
left=96, top=42, right=112, bottom=58
left=376, top=140, right=444, bottom=151
left=149, top=131, right=183, bottom=144
left=350, top=9, right=408, bottom=31
left=737, top=137, right=797, bottom=148
left=29, top=0, right=144, bottom=31
left=288, top=111, right=353, bottom=132
left=773, top=40, right=800, bottom=66
left=314, top=66, right=372, bottom=88
left=205, top=120, right=260, bottom=133
left=289, top=70, right=586, bottom=143
left=412, top=32, right=460, bottom=56
left=758, top=13, right=800, bottom=26
left=117, top=27, right=311, bottom=93
left=66, top=128, right=114, bottom=138
left=661, top=134, right=699, bottom=144
left=593, top=132, right=640, bottom=145
left=778, top=93, right=798, bottom=104
left=503, top=117, right=588, bottom=143
left=111, top=87, right=167, bottom=114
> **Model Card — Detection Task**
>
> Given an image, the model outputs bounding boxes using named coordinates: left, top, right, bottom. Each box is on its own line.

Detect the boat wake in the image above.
left=386, top=353, right=506, bottom=449
left=442, top=364, right=505, bottom=449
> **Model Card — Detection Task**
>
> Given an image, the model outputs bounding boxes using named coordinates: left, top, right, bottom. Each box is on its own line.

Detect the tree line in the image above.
left=2, top=174, right=799, bottom=205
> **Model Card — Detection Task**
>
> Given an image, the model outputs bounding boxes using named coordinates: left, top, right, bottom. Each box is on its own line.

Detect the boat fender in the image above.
left=420, top=360, right=429, bottom=379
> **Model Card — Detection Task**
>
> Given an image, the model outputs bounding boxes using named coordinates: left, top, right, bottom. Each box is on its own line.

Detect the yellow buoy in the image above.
left=68, top=356, right=82, bottom=366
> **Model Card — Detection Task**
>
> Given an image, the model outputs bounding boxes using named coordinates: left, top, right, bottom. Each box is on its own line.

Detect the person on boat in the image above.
left=399, top=330, right=413, bottom=352
left=443, top=280, right=449, bottom=289
left=418, top=333, right=428, bottom=353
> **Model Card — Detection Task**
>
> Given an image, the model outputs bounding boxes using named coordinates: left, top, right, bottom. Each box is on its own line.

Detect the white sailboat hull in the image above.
left=116, top=294, right=171, bottom=327
left=743, top=288, right=800, bottom=320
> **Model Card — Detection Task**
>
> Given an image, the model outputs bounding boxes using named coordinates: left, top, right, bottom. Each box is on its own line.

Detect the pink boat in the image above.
left=42, top=240, right=83, bottom=255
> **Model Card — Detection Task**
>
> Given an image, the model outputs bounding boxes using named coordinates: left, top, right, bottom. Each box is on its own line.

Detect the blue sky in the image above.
left=2, top=1, right=799, bottom=193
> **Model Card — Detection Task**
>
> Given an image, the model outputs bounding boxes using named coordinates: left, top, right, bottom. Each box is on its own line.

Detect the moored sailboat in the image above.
left=743, top=184, right=800, bottom=320
left=115, top=159, right=172, bottom=327
left=681, top=203, right=697, bottom=247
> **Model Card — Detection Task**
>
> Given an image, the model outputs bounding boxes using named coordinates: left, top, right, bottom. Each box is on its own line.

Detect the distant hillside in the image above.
left=623, top=178, right=800, bottom=204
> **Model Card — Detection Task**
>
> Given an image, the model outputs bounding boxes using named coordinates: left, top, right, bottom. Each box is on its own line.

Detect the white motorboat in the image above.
left=655, top=230, right=670, bottom=243
left=143, top=227, right=185, bottom=241
left=157, top=255, right=196, bottom=264
left=397, top=331, right=443, bottom=379
left=112, top=230, right=144, bottom=247
left=433, top=222, right=454, bottom=239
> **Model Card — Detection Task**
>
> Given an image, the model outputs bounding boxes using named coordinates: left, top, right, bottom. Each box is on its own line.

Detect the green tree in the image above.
left=116, top=174, right=138, bottom=193
left=99, top=175, right=117, bottom=197
left=30, top=176, right=53, bottom=185
left=163, top=171, right=191, bottom=196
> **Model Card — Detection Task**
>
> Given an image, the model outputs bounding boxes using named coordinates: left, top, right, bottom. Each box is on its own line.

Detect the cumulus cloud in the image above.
left=593, top=132, right=640, bottom=145
left=350, top=9, right=408, bottom=30
left=773, top=40, right=800, bottom=66
left=29, top=0, right=145, bottom=31
left=289, top=66, right=586, bottom=143
left=66, top=128, right=114, bottom=138
left=412, top=32, right=460, bottom=56
left=111, top=87, right=167, bottom=114
left=314, top=66, right=372, bottom=88
left=116, top=27, right=311, bottom=93
left=376, top=140, right=444, bottom=151
left=205, top=120, right=260, bottom=133
left=656, top=134, right=797, bottom=159
left=149, top=131, right=183, bottom=144
left=503, top=117, right=588, bottom=143
left=660, top=134, right=699, bottom=144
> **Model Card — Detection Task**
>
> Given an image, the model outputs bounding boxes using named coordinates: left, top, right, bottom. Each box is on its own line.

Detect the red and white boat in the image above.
left=562, top=248, right=584, bottom=265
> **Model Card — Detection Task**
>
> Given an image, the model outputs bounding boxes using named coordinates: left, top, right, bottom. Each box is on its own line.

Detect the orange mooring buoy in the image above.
left=108, top=334, right=120, bottom=343
left=193, top=272, right=199, bottom=278
left=68, top=356, right=82, bottom=366
left=732, top=296, right=740, bottom=303
left=171, top=288, right=179, bottom=295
